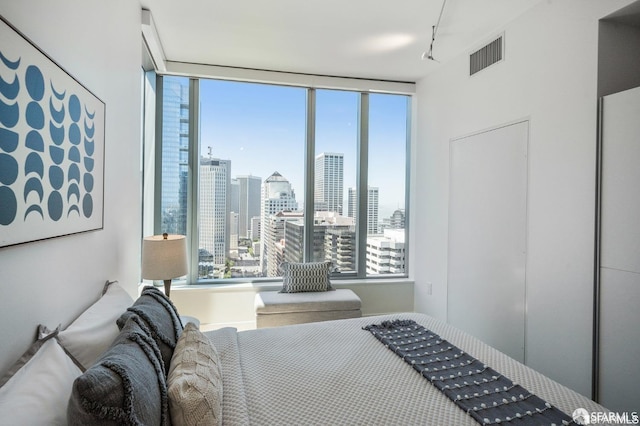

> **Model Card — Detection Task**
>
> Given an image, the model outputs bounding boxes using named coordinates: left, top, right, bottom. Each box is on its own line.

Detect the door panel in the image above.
left=448, top=121, right=528, bottom=362
left=599, top=86, right=640, bottom=411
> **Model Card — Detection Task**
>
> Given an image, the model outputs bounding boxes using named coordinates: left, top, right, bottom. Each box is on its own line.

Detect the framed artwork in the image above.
left=0, top=15, right=105, bottom=248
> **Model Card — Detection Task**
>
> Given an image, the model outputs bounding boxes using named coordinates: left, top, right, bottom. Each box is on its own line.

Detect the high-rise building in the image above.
left=160, top=77, right=189, bottom=235
left=315, top=152, right=344, bottom=214
left=230, top=178, right=240, bottom=215
left=199, top=158, right=231, bottom=266
left=229, top=212, right=239, bottom=251
left=283, top=221, right=305, bottom=264
left=262, top=211, right=303, bottom=276
left=366, top=229, right=405, bottom=275
left=261, top=172, right=298, bottom=216
left=315, top=211, right=355, bottom=271
left=324, top=227, right=356, bottom=272
left=236, top=175, right=261, bottom=239
left=229, top=179, right=240, bottom=245
left=347, top=186, right=379, bottom=235
left=250, top=216, right=261, bottom=241
left=390, top=208, right=405, bottom=229
left=260, top=172, right=298, bottom=273
left=284, top=212, right=355, bottom=272
left=347, top=187, right=356, bottom=220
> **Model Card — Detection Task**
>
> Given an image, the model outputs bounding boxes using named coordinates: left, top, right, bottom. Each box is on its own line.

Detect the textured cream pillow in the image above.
left=168, top=322, right=223, bottom=426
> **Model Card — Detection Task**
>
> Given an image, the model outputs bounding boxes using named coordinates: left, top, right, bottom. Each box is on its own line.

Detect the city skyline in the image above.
left=161, top=76, right=407, bottom=278
left=198, top=78, right=408, bottom=218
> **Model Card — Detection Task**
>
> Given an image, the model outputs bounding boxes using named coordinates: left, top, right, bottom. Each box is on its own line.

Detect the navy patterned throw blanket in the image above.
left=363, top=320, right=574, bottom=426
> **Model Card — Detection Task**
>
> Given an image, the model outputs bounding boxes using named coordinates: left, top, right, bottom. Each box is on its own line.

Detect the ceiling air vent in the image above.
left=470, top=34, right=504, bottom=76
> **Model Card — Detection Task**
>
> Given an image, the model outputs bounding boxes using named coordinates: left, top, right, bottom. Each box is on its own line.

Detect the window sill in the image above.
left=154, top=277, right=414, bottom=294
left=150, top=278, right=415, bottom=328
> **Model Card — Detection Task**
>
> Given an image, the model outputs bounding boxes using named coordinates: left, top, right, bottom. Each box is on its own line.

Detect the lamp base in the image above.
left=163, top=279, right=172, bottom=298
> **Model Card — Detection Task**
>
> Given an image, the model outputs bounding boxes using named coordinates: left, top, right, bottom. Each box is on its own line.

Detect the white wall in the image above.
left=414, top=0, right=634, bottom=398
left=0, top=1, right=142, bottom=375
left=170, top=279, right=414, bottom=330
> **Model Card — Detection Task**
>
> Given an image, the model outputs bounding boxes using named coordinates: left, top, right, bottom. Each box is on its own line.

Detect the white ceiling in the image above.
left=139, top=0, right=542, bottom=83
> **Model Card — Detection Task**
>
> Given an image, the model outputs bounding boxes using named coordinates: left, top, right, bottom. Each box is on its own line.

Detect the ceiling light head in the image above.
left=421, top=47, right=436, bottom=62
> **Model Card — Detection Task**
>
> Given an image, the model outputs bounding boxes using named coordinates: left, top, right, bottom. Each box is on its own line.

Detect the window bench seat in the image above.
left=254, top=289, right=362, bottom=328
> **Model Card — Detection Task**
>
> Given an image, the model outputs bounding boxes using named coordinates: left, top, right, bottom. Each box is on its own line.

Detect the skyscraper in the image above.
left=229, top=179, right=240, bottom=247
left=262, top=211, right=303, bottom=277
left=262, top=172, right=298, bottom=217
left=199, top=158, right=231, bottom=266
left=315, top=152, right=344, bottom=214
left=236, top=175, right=261, bottom=239
left=348, top=186, right=379, bottom=235
left=230, top=178, right=240, bottom=215
left=260, top=172, right=299, bottom=274
left=160, top=77, right=189, bottom=235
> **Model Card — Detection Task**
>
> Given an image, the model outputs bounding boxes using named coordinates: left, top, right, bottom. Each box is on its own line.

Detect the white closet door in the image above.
left=599, top=86, right=640, bottom=412
left=448, top=121, right=528, bottom=363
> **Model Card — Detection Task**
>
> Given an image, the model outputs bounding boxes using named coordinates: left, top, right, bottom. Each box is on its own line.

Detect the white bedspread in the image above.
left=205, top=313, right=607, bottom=425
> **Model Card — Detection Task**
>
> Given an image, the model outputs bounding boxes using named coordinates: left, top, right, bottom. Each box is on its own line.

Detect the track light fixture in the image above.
left=421, top=0, right=447, bottom=62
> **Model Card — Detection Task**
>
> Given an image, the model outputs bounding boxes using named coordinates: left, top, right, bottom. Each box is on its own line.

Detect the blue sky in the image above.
left=199, top=79, right=407, bottom=218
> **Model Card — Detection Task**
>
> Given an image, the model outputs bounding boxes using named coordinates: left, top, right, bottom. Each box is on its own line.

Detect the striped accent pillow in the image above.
left=280, top=261, right=333, bottom=293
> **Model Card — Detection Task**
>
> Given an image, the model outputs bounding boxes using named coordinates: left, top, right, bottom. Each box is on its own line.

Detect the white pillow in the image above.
left=0, top=336, right=82, bottom=425
left=58, top=281, right=134, bottom=368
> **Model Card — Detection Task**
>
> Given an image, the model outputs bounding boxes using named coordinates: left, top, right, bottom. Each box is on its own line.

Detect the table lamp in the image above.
left=141, top=233, right=188, bottom=297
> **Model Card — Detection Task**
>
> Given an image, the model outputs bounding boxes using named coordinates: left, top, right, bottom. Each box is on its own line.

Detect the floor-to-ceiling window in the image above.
left=152, top=75, right=410, bottom=283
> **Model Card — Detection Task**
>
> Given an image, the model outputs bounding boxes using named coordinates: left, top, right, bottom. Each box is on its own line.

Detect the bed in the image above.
left=0, top=283, right=607, bottom=425
left=206, top=313, right=605, bottom=426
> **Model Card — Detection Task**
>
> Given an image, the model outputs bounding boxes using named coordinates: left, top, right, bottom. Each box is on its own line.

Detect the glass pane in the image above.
left=366, top=93, right=408, bottom=276
left=199, top=80, right=305, bottom=280
left=314, top=90, right=358, bottom=273
left=160, top=76, right=189, bottom=236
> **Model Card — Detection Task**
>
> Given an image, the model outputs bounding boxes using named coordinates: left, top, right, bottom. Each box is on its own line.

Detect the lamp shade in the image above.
left=141, top=234, right=188, bottom=280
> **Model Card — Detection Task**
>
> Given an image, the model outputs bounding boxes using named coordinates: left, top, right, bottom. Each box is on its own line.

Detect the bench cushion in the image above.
left=255, top=289, right=361, bottom=314
left=255, top=289, right=362, bottom=328
left=256, top=310, right=362, bottom=328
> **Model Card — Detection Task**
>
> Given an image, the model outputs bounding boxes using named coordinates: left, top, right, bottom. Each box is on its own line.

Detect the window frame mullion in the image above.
left=403, top=96, right=412, bottom=278
left=187, top=78, right=200, bottom=284
left=356, top=92, right=369, bottom=278
left=303, top=89, right=316, bottom=263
